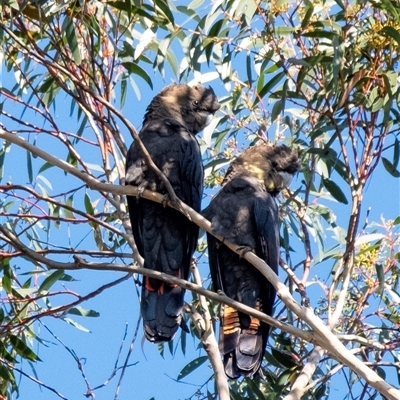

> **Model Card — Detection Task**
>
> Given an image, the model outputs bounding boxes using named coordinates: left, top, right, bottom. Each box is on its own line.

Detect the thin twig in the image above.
left=114, top=316, right=142, bottom=400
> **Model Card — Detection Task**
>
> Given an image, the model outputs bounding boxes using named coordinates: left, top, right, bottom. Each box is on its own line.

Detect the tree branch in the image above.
left=283, top=346, right=325, bottom=400
left=190, top=263, right=229, bottom=400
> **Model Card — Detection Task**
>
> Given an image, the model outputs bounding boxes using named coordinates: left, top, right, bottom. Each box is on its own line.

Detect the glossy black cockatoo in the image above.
left=125, top=84, right=220, bottom=343
left=202, top=143, right=300, bottom=378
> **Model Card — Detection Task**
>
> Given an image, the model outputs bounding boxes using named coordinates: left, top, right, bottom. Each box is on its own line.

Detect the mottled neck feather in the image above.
left=141, top=84, right=220, bottom=135
left=222, top=143, right=300, bottom=194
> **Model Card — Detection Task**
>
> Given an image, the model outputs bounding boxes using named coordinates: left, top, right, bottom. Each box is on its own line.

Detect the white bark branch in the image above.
left=283, top=346, right=325, bottom=400
left=190, top=264, right=229, bottom=400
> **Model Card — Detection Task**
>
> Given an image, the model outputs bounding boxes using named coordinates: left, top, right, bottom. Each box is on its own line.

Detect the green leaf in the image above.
left=276, top=368, right=292, bottom=386
left=205, top=20, right=224, bottom=63
left=9, top=335, right=41, bottom=362
left=63, top=16, right=82, bottom=65
left=68, top=306, right=100, bottom=317
left=246, top=53, right=253, bottom=85
left=38, top=162, right=54, bottom=174
left=376, top=264, right=385, bottom=287
left=38, top=76, right=55, bottom=93
left=330, top=156, right=350, bottom=184
left=64, top=195, right=75, bottom=219
left=204, top=157, right=230, bottom=171
left=165, top=47, right=179, bottom=77
left=59, top=273, right=77, bottom=282
left=281, top=79, right=288, bottom=112
left=264, top=350, right=286, bottom=368
left=303, top=30, right=339, bottom=40
left=287, top=58, right=311, bottom=68
left=37, top=174, right=53, bottom=190
left=322, top=178, right=348, bottom=204
left=246, top=377, right=266, bottom=399
left=0, top=139, right=11, bottom=181
left=0, top=339, right=16, bottom=364
left=155, top=0, right=175, bottom=25
left=208, top=18, right=224, bottom=38
left=2, top=260, right=13, bottom=293
left=381, top=26, right=400, bottom=46
left=274, top=26, right=295, bottom=35
left=39, top=269, right=65, bottom=292
left=84, top=193, right=95, bottom=215
left=376, top=366, right=386, bottom=380
left=52, top=205, right=60, bottom=228
left=157, top=342, right=165, bottom=358
left=394, top=138, right=400, bottom=169
left=212, top=128, right=230, bottom=154
left=230, top=391, right=244, bottom=400
left=355, top=233, right=384, bottom=247
left=382, top=157, right=400, bottom=177
left=66, top=150, right=78, bottom=169
left=120, top=74, right=127, bottom=108
left=254, top=71, right=285, bottom=106
left=108, top=2, right=153, bottom=19
left=0, top=363, right=15, bottom=388
left=122, top=62, right=154, bottom=89
left=180, top=324, right=186, bottom=356
left=271, top=348, right=298, bottom=369
left=177, top=356, right=208, bottom=380
left=301, top=2, right=314, bottom=29
left=26, top=150, right=33, bottom=184
left=63, top=317, right=91, bottom=332
left=271, top=100, right=282, bottom=123
left=232, top=0, right=257, bottom=26
left=188, top=0, right=204, bottom=9
left=166, top=338, right=173, bottom=356
left=371, top=95, right=384, bottom=112
left=382, top=71, right=397, bottom=97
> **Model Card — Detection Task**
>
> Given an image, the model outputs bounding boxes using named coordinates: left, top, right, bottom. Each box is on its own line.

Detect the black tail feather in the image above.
left=220, top=304, right=269, bottom=379
left=141, top=279, right=184, bottom=343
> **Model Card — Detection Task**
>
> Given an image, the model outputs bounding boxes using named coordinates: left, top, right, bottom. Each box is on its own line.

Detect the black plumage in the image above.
left=125, top=84, right=220, bottom=343
left=202, top=144, right=300, bottom=378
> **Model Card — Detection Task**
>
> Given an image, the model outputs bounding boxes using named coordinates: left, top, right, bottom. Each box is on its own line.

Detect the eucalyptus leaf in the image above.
left=177, top=356, right=208, bottom=380
left=322, top=178, right=348, bottom=204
